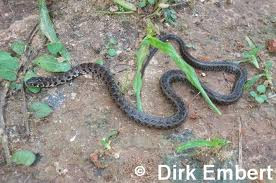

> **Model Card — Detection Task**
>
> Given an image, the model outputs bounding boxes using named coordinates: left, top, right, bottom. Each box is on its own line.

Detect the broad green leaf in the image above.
left=96, top=59, right=105, bottom=65
left=147, top=0, right=156, bottom=5
left=259, top=95, right=267, bottom=102
left=113, top=0, right=137, bottom=11
left=38, top=0, right=71, bottom=61
left=10, top=82, right=23, bottom=91
left=255, top=95, right=266, bottom=104
left=133, top=39, right=150, bottom=111
left=11, top=150, right=36, bottom=166
left=138, top=0, right=147, bottom=8
left=243, top=74, right=264, bottom=91
left=176, top=138, right=228, bottom=153
left=24, top=70, right=41, bottom=93
left=59, top=47, right=71, bottom=61
left=10, top=40, right=26, bottom=56
left=30, top=102, right=53, bottom=118
left=47, top=42, right=64, bottom=55
left=0, top=51, right=20, bottom=81
left=107, top=48, right=117, bottom=57
left=146, top=36, right=221, bottom=115
left=38, top=0, right=58, bottom=42
left=33, top=54, right=71, bottom=72
left=249, top=91, right=257, bottom=98
left=257, top=85, right=266, bottom=94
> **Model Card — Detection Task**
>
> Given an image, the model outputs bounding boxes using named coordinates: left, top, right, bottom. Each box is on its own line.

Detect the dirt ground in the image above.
left=0, top=0, right=275, bottom=182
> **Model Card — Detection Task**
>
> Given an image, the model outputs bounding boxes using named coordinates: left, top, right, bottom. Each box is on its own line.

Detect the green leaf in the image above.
left=38, top=0, right=58, bottom=42
left=164, top=8, right=177, bottom=25
left=9, top=82, right=23, bottom=91
left=245, top=36, right=255, bottom=49
left=176, top=138, right=228, bottom=153
left=259, top=95, right=267, bottom=102
left=264, top=60, right=273, bottom=82
left=250, top=55, right=260, bottom=69
left=107, top=48, right=117, bottom=57
left=146, top=19, right=157, bottom=37
left=95, top=59, right=105, bottom=65
left=109, top=37, right=118, bottom=45
left=100, top=129, right=119, bottom=150
left=100, top=138, right=111, bottom=150
left=242, top=36, right=262, bottom=69
left=47, top=42, right=64, bottom=55
left=30, top=102, right=53, bottom=118
left=138, top=0, right=147, bottom=8
left=146, top=36, right=221, bottom=115
left=11, top=150, right=36, bottom=166
left=257, top=84, right=266, bottom=94
left=0, top=51, right=20, bottom=81
left=255, top=95, right=266, bottom=104
left=10, top=40, right=26, bottom=56
left=33, top=54, right=71, bottom=72
left=24, top=70, right=41, bottom=93
left=249, top=91, right=257, bottom=98
left=265, top=60, right=273, bottom=70
left=113, top=0, right=137, bottom=11
left=38, top=0, right=71, bottom=61
left=133, top=39, right=150, bottom=111
left=147, top=0, right=156, bottom=5
left=243, top=74, right=264, bottom=91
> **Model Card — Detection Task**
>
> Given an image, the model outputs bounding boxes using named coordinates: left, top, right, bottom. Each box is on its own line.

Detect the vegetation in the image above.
left=176, top=138, right=229, bottom=153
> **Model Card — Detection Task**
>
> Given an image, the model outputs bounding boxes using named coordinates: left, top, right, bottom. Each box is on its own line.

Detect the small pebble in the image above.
left=114, top=152, right=120, bottom=159
left=226, top=0, right=233, bottom=5
left=109, top=5, right=118, bottom=12
left=201, top=73, right=206, bottom=77
left=71, top=93, right=77, bottom=100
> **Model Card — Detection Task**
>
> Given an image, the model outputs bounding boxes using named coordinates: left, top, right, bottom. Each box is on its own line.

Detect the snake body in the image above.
left=26, top=34, right=247, bottom=129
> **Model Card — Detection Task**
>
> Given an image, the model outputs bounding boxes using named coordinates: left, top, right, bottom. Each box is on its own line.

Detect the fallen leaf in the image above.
left=267, top=39, right=276, bottom=53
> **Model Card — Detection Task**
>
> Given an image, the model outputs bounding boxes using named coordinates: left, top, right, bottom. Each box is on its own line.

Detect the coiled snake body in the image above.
left=26, top=34, right=247, bottom=129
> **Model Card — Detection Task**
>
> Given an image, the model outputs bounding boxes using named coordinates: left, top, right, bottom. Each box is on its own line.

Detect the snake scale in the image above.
left=26, top=34, right=247, bottom=129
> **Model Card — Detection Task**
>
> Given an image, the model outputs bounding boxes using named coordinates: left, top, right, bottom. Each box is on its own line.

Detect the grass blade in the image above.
left=113, top=0, right=137, bottom=11
left=133, top=40, right=150, bottom=111
left=176, top=138, right=228, bottom=153
left=145, top=36, right=221, bottom=115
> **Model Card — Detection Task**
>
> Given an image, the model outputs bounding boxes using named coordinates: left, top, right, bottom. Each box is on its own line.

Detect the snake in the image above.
left=25, top=34, right=247, bottom=129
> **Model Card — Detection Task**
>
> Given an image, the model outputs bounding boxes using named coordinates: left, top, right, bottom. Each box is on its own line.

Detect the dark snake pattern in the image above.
left=25, top=34, right=247, bottom=129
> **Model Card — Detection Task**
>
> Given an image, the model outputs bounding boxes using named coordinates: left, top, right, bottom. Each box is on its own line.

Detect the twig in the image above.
left=170, top=1, right=188, bottom=8
left=20, top=23, right=39, bottom=136
left=187, top=92, right=201, bottom=107
left=268, top=94, right=276, bottom=99
left=0, top=81, right=11, bottom=165
left=95, top=10, right=135, bottom=15
left=238, top=116, right=243, bottom=168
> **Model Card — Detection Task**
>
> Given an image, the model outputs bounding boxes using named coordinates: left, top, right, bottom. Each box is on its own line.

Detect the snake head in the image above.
left=25, top=77, right=44, bottom=87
